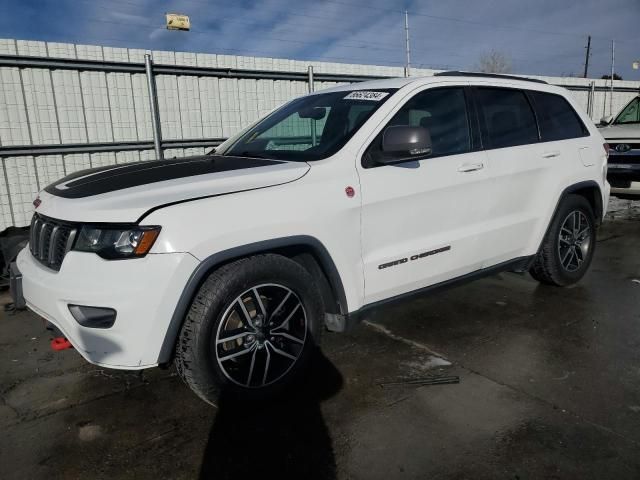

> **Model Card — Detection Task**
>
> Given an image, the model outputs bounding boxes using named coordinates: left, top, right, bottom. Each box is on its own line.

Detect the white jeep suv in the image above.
left=14, top=72, right=610, bottom=404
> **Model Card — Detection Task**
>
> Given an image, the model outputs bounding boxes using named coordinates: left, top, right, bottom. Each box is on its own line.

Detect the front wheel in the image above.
left=530, top=194, right=596, bottom=286
left=175, top=254, right=323, bottom=405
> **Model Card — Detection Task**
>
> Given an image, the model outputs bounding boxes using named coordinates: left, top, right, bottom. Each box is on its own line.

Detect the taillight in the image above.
left=603, top=143, right=610, bottom=159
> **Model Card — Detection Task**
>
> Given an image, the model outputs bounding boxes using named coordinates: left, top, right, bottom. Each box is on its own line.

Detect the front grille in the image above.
left=29, top=214, right=77, bottom=271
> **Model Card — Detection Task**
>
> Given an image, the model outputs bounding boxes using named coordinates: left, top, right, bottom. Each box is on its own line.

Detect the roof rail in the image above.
left=434, top=71, right=548, bottom=84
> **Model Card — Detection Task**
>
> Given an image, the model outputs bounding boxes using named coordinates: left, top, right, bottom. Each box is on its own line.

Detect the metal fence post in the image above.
left=307, top=65, right=314, bottom=93
left=308, top=66, right=317, bottom=146
left=602, top=82, right=608, bottom=121
left=1, top=157, right=16, bottom=227
left=144, top=53, right=164, bottom=161
left=587, top=81, right=595, bottom=119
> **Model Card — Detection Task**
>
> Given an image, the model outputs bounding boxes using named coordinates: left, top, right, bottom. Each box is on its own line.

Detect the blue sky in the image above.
left=2, top=0, right=639, bottom=79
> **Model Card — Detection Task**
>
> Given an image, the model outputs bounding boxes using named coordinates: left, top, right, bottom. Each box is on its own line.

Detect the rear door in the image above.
left=358, top=86, right=492, bottom=305
left=472, top=86, right=590, bottom=266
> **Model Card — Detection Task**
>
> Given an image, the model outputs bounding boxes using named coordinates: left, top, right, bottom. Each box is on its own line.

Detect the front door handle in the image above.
left=458, top=162, right=484, bottom=173
left=542, top=151, right=561, bottom=159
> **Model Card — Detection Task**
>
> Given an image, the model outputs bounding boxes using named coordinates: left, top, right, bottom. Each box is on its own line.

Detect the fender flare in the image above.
left=157, top=235, right=348, bottom=364
left=537, top=180, right=603, bottom=255
left=558, top=180, right=603, bottom=220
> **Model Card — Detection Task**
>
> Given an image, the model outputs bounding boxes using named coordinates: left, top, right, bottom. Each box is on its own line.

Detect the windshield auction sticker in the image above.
left=343, top=91, right=389, bottom=101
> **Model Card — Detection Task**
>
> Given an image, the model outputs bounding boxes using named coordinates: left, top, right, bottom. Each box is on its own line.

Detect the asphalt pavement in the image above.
left=1, top=197, right=639, bottom=479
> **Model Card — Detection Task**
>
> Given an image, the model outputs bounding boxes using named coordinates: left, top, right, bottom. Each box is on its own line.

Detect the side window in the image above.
left=476, top=88, right=539, bottom=149
left=366, top=87, right=471, bottom=165
left=615, top=97, right=640, bottom=124
left=530, top=91, right=588, bottom=141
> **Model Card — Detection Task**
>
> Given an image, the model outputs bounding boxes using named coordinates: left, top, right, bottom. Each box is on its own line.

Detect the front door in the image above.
left=358, top=86, right=492, bottom=305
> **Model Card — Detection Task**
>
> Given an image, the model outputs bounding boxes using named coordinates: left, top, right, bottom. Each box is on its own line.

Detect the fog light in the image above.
left=68, top=305, right=117, bottom=329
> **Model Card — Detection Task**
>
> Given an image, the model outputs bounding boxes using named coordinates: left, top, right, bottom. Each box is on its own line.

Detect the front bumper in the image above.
left=17, top=248, right=199, bottom=369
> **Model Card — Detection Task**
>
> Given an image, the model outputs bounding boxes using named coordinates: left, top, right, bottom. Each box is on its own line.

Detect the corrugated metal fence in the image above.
left=0, top=38, right=638, bottom=230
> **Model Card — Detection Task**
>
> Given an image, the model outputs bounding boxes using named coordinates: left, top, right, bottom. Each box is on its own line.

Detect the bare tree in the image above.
left=475, top=50, right=513, bottom=74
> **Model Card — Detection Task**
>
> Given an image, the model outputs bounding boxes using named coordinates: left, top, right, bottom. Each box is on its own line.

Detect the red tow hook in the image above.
left=51, top=337, right=73, bottom=351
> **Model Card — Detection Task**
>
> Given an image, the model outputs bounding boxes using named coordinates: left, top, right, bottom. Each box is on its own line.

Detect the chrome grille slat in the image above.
left=64, top=229, right=77, bottom=255
left=31, top=218, right=42, bottom=256
left=28, top=214, right=77, bottom=271
left=38, top=223, right=48, bottom=259
left=48, top=226, right=60, bottom=265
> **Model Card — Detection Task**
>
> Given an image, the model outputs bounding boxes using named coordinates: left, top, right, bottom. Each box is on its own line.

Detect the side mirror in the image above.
left=380, top=126, right=432, bottom=164
left=599, top=115, right=613, bottom=126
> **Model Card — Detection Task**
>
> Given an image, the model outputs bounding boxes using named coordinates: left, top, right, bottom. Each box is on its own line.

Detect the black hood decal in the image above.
left=45, top=155, right=283, bottom=199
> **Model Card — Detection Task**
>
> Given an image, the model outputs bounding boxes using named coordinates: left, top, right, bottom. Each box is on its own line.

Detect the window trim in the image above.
left=472, top=86, right=542, bottom=151
left=527, top=90, right=590, bottom=142
left=361, top=85, right=477, bottom=169
left=465, top=85, right=485, bottom=151
left=523, top=90, right=543, bottom=142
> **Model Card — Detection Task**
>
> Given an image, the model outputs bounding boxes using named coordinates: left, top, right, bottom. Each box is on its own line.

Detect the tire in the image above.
left=175, top=254, right=323, bottom=405
left=530, top=194, right=596, bottom=286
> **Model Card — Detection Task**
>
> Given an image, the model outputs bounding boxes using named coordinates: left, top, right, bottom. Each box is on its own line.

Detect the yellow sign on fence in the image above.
left=166, top=13, right=190, bottom=31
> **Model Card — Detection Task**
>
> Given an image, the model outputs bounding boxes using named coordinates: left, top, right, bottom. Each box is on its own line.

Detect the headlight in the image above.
left=74, top=226, right=161, bottom=259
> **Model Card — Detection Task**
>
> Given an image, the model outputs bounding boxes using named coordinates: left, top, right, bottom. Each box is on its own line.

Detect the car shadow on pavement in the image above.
left=199, top=348, right=344, bottom=480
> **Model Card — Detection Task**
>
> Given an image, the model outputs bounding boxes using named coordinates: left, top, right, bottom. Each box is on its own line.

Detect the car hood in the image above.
left=598, top=123, right=640, bottom=141
left=36, top=155, right=310, bottom=223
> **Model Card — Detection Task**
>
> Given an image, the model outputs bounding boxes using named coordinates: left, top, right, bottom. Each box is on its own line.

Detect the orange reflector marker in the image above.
left=134, top=229, right=160, bottom=255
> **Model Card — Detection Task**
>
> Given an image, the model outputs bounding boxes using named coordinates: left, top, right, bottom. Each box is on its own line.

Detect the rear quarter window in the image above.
left=529, top=91, right=589, bottom=142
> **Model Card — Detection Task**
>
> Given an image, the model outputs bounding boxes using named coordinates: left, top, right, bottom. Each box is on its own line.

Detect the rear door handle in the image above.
left=542, top=151, right=561, bottom=158
left=458, top=162, right=484, bottom=172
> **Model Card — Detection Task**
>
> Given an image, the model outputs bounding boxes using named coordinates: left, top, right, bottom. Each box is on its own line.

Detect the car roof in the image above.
left=318, top=73, right=564, bottom=95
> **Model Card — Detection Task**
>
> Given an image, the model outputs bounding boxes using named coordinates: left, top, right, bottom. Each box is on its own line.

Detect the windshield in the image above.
left=217, top=89, right=397, bottom=161
left=614, top=96, right=640, bottom=125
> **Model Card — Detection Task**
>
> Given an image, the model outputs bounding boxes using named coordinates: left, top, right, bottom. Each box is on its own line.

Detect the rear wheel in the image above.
left=175, top=254, right=323, bottom=405
left=530, top=194, right=596, bottom=286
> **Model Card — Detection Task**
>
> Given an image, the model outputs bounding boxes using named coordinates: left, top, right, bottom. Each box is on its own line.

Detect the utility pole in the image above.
left=404, top=10, right=411, bottom=77
left=610, top=40, right=615, bottom=115
left=583, top=35, right=591, bottom=78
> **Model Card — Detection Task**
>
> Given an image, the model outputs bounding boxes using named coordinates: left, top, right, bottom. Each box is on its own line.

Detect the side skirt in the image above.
left=346, top=255, right=534, bottom=326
